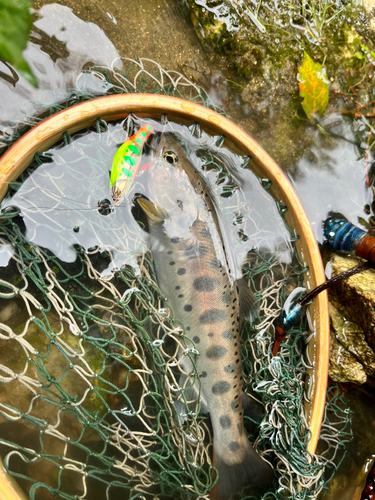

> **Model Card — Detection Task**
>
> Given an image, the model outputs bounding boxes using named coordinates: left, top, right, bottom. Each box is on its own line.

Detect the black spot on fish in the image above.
left=222, top=330, right=232, bottom=340
left=219, top=416, right=232, bottom=429
left=186, top=327, right=191, bottom=331
left=221, top=291, right=231, bottom=305
left=193, top=277, right=218, bottom=292
left=167, top=250, right=173, bottom=255
left=171, top=237, right=180, bottom=244
left=175, top=286, right=180, bottom=290
left=177, top=268, right=186, bottom=275
left=178, top=294, right=184, bottom=298
left=206, top=345, right=228, bottom=359
left=193, top=336, right=200, bottom=344
left=208, top=332, right=214, bottom=337
left=184, top=304, right=193, bottom=312
left=170, top=261, right=175, bottom=266
left=185, top=245, right=208, bottom=259
left=224, top=364, right=235, bottom=374
left=200, top=227, right=211, bottom=239
left=212, top=381, right=230, bottom=395
left=230, top=399, right=240, bottom=411
left=201, top=371, right=207, bottom=378
left=199, top=309, right=226, bottom=324
left=228, top=441, right=240, bottom=452
left=210, top=258, right=222, bottom=269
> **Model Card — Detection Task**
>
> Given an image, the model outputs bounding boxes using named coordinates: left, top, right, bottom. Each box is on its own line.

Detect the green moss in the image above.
left=12, top=274, right=23, bottom=286
left=51, top=265, right=60, bottom=275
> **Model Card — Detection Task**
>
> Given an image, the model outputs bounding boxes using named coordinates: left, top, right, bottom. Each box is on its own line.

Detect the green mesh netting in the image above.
left=0, top=58, right=352, bottom=500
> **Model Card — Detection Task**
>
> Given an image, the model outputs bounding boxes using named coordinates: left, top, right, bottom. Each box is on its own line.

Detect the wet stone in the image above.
left=328, top=300, right=374, bottom=384
left=329, top=253, right=375, bottom=352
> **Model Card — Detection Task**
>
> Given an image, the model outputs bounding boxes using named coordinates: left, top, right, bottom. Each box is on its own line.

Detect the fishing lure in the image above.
left=110, top=124, right=154, bottom=204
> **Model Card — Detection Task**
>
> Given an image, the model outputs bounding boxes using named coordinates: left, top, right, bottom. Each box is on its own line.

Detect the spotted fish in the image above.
left=136, top=133, right=273, bottom=500
left=110, top=124, right=154, bottom=203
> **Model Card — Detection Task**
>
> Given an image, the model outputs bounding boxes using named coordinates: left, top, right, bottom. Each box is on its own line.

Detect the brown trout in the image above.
left=136, top=133, right=273, bottom=500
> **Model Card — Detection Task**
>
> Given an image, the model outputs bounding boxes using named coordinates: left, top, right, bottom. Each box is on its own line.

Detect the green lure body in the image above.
left=110, top=124, right=154, bottom=203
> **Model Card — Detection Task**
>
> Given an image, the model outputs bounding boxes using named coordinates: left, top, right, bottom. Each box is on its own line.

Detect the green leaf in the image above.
left=357, top=216, right=369, bottom=229
left=356, top=53, right=364, bottom=59
left=0, top=0, right=37, bottom=86
left=298, top=51, right=329, bottom=121
left=371, top=51, right=375, bottom=58
left=361, top=44, right=369, bottom=52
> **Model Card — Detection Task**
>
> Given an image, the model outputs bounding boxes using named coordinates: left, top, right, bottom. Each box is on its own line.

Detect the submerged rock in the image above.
left=329, top=301, right=375, bottom=384
left=325, top=252, right=375, bottom=384
left=329, top=332, right=367, bottom=385
left=186, top=0, right=372, bottom=167
left=329, top=253, right=375, bottom=351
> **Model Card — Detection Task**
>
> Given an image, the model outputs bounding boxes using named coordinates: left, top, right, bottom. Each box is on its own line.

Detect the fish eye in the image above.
left=163, top=151, right=178, bottom=165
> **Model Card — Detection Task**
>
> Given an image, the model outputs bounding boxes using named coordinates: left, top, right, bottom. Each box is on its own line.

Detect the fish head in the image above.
left=145, top=133, right=198, bottom=212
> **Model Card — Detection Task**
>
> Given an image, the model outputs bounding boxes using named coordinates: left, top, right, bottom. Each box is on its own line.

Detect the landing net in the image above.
left=0, top=58, right=351, bottom=500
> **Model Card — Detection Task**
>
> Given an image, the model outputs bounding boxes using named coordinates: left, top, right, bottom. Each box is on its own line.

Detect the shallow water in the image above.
left=1, top=115, right=292, bottom=271
left=0, top=0, right=374, bottom=498
left=1, top=0, right=372, bottom=244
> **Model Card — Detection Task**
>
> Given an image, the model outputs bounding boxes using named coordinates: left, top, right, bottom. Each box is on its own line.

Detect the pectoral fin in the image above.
left=137, top=198, right=169, bottom=223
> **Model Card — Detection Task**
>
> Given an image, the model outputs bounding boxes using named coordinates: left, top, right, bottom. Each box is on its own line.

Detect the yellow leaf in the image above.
left=298, top=51, right=329, bottom=121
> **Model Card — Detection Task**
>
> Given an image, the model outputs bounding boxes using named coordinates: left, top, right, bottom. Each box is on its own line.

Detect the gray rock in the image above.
left=329, top=253, right=375, bottom=352
left=328, top=300, right=375, bottom=384
left=329, top=325, right=367, bottom=385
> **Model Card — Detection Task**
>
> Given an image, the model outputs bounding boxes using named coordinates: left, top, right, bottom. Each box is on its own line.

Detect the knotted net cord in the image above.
left=0, top=58, right=351, bottom=500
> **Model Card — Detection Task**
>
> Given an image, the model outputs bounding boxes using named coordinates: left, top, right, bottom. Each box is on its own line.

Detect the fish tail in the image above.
left=210, top=441, right=273, bottom=500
